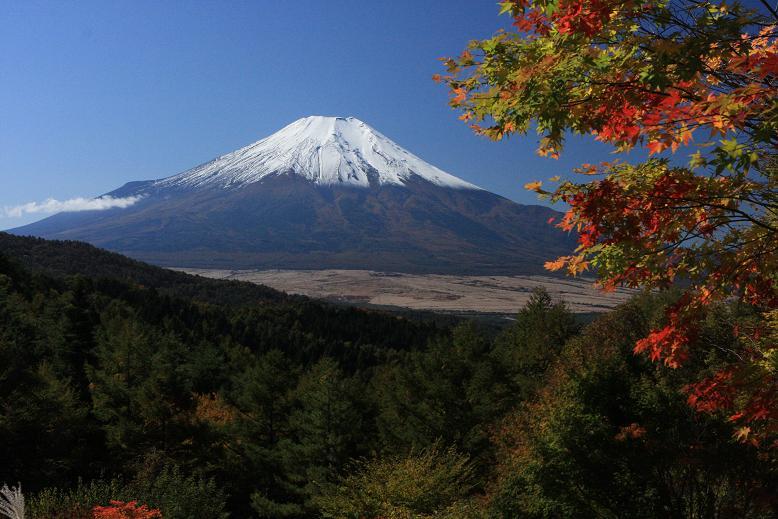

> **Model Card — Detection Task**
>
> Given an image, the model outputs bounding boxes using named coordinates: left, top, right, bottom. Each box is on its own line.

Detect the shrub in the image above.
left=316, top=443, right=476, bottom=518
left=27, top=479, right=121, bottom=519
left=93, top=501, right=161, bottom=519
left=27, top=466, right=227, bottom=519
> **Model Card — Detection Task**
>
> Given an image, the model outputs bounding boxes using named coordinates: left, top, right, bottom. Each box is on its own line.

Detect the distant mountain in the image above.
left=11, top=116, right=575, bottom=274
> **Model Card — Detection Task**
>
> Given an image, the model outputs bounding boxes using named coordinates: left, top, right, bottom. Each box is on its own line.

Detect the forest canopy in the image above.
left=1, top=236, right=775, bottom=517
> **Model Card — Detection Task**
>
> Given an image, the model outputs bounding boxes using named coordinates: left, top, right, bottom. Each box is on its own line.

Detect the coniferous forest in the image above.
left=0, top=233, right=774, bottom=518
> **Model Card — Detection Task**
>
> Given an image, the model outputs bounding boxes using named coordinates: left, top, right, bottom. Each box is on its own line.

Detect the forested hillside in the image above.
left=0, top=232, right=286, bottom=306
left=0, top=239, right=774, bottom=517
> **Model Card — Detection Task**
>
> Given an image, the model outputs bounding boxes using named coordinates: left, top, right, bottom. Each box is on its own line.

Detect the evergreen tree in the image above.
left=228, top=350, right=298, bottom=516
left=87, top=302, right=192, bottom=461
left=374, top=322, right=511, bottom=472
left=254, top=357, right=366, bottom=516
left=493, top=287, right=579, bottom=399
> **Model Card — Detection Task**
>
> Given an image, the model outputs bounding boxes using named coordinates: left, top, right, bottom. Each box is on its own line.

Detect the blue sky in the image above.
left=2, top=0, right=623, bottom=230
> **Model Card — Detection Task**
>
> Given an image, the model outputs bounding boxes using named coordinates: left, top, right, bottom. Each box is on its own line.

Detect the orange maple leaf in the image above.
left=544, top=256, right=568, bottom=271
left=524, top=180, right=543, bottom=192
left=452, top=87, right=467, bottom=104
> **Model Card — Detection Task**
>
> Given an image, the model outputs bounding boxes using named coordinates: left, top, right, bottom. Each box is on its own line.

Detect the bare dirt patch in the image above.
left=173, top=268, right=636, bottom=315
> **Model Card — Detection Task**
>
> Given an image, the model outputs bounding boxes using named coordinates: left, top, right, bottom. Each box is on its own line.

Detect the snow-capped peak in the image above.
left=155, top=116, right=481, bottom=190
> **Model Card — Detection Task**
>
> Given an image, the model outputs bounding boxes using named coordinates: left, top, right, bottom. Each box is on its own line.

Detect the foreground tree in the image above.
left=439, top=0, right=777, bottom=444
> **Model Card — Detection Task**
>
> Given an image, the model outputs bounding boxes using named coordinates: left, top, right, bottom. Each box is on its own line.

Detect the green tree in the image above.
left=228, top=350, right=299, bottom=516
left=87, top=302, right=193, bottom=461
left=493, top=287, right=579, bottom=399
left=374, top=322, right=511, bottom=472
left=252, top=357, right=366, bottom=517
left=0, top=271, right=100, bottom=489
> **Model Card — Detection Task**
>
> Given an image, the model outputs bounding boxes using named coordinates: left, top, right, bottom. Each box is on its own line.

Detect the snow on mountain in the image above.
left=11, top=115, right=576, bottom=274
left=156, top=116, right=481, bottom=190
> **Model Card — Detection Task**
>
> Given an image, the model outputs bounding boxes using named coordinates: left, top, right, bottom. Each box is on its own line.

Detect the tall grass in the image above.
left=0, top=484, right=25, bottom=519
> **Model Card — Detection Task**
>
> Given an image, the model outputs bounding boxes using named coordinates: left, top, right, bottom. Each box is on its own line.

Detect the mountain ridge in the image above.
left=11, top=116, right=576, bottom=274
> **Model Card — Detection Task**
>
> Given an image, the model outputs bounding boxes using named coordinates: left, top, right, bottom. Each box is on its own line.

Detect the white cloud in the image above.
left=3, top=195, right=143, bottom=218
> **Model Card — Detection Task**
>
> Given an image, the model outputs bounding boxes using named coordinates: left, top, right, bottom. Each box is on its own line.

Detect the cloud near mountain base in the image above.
left=4, top=195, right=143, bottom=218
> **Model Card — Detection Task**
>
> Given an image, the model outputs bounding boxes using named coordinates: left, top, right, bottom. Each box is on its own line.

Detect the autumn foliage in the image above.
left=92, top=501, right=161, bottom=519
left=439, top=0, right=777, bottom=444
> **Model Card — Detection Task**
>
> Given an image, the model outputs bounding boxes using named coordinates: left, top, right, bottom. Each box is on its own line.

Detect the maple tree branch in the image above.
left=757, top=0, right=778, bottom=22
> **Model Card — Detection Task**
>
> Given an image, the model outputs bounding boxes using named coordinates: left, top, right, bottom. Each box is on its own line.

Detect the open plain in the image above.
left=175, top=268, right=636, bottom=315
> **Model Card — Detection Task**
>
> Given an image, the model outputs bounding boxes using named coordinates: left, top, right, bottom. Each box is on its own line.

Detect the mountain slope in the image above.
left=11, top=116, right=575, bottom=274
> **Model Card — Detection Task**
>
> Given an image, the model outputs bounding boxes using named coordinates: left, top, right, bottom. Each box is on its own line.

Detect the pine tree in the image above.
left=254, top=357, right=365, bottom=516
left=493, top=287, right=580, bottom=399
left=228, top=350, right=298, bottom=517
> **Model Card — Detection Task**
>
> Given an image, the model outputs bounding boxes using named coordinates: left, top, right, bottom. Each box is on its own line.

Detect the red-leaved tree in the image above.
left=438, top=0, right=777, bottom=445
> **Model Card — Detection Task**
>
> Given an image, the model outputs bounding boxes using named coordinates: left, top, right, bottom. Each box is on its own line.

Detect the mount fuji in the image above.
left=11, top=116, right=576, bottom=274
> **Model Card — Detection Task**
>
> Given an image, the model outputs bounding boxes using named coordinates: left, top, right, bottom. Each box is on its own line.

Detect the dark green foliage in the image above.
left=492, top=287, right=580, bottom=400
left=372, top=292, right=575, bottom=479
left=130, top=464, right=229, bottom=519
left=0, top=232, right=285, bottom=306
left=0, top=265, right=103, bottom=490
left=284, top=358, right=368, bottom=507
left=0, top=232, right=438, bottom=361
left=2, top=235, right=775, bottom=517
left=0, top=238, right=441, bottom=515
left=228, top=350, right=299, bottom=516
left=373, top=321, right=513, bottom=470
left=247, top=357, right=371, bottom=517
